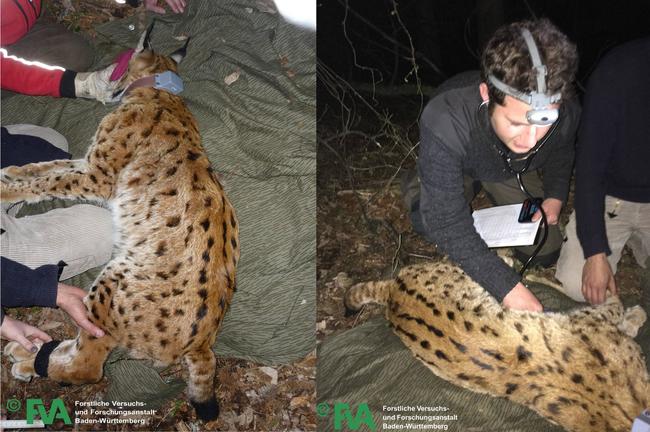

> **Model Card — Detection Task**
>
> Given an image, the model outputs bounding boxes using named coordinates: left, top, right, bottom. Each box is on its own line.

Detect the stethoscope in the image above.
left=479, top=101, right=562, bottom=276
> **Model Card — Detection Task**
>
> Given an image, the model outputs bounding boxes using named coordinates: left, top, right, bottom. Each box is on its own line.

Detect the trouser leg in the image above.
left=4, top=22, right=94, bottom=72
left=1, top=204, right=113, bottom=279
left=481, top=171, right=563, bottom=267
left=555, top=196, right=639, bottom=301
left=627, top=201, right=650, bottom=268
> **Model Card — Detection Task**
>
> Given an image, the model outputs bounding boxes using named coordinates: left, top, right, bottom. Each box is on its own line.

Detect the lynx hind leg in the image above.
left=184, top=347, right=219, bottom=422
left=344, top=279, right=395, bottom=316
left=618, top=306, right=647, bottom=338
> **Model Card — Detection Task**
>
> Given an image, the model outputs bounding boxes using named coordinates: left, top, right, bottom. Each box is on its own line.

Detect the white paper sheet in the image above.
left=472, top=203, right=541, bottom=248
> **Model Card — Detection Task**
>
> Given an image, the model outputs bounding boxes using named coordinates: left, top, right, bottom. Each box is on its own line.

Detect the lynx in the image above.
left=1, top=26, right=239, bottom=421
left=345, top=261, right=649, bottom=432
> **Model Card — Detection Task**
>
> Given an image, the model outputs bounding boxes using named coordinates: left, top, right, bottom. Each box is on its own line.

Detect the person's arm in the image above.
left=575, top=70, right=617, bottom=260
left=129, top=0, right=187, bottom=14
left=1, top=257, right=59, bottom=310
left=574, top=58, right=620, bottom=304
left=0, top=48, right=69, bottom=97
left=0, top=257, right=59, bottom=351
left=0, top=258, right=104, bottom=348
left=417, top=125, right=526, bottom=305
left=0, top=49, right=118, bottom=102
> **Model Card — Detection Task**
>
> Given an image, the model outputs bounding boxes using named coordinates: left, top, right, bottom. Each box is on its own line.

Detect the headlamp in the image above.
left=487, top=28, right=560, bottom=126
left=526, top=108, right=558, bottom=126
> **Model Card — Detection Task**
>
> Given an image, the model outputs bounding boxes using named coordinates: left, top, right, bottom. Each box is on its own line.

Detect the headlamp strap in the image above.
left=521, top=29, right=547, bottom=95
left=487, top=28, right=561, bottom=108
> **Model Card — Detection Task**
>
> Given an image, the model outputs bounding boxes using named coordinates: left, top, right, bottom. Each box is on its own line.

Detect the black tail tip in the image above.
left=191, top=397, right=219, bottom=422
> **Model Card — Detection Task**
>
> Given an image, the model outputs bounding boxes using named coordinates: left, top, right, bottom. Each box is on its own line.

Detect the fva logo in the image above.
left=27, top=399, right=72, bottom=425
left=317, top=402, right=377, bottom=431
left=5, top=398, right=72, bottom=426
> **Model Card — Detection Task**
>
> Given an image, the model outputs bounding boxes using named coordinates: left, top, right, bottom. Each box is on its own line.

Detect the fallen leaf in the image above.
left=237, top=406, right=255, bottom=427
left=40, top=321, right=64, bottom=331
left=175, top=421, right=191, bottom=432
left=290, top=395, right=311, bottom=409
left=224, top=70, right=241, bottom=86
left=259, top=366, right=278, bottom=385
left=334, top=272, right=354, bottom=290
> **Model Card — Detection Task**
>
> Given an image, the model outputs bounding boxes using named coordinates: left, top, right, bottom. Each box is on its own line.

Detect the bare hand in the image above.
left=532, top=197, right=562, bottom=225
left=144, top=0, right=186, bottom=14
left=503, top=282, right=543, bottom=312
left=0, top=316, right=52, bottom=352
left=56, top=283, right=105, bottom=338
left=582, top=253, right=617, bottom=305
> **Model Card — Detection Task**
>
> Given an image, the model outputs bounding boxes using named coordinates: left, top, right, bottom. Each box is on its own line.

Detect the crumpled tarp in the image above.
left=2, top=0, right=315, bottom=405
left=317, top=278, right=650, bottom=432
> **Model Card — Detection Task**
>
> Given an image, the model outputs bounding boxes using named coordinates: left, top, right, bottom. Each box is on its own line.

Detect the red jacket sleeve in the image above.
left=0, top=0, right=42, bottom=45
left=0, top=48, right=75, bottom=97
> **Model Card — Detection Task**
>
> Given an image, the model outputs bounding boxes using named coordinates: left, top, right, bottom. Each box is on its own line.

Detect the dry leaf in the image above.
left=334, top=272, right=353, bottom=290
left=175, top=421, right=190, bottom=432
left=279, top=55, right=289, bottom=67
left=40, top=321, right=64, bottom=331
left=290, top=395, right=311, bottom=409
left=259, top=366, right=278, bottom=385
left=224, top=70, right=241, bottom=86
left=237, top=406, right=255, bottom=427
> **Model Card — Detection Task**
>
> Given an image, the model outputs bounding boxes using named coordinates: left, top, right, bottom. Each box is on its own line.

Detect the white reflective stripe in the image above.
left=0, top=48, right=65, bottom=71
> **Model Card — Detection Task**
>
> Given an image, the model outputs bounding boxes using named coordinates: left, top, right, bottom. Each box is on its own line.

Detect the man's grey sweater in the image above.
left=416, top=72, right=580, bottom=301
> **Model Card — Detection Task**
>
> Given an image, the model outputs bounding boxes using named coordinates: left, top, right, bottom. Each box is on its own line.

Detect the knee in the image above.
left=554, top=264, right=585, bottom=302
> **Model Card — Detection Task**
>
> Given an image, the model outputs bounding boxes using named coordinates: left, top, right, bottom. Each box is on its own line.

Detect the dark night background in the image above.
left=317, top=0, right=650, bottom=89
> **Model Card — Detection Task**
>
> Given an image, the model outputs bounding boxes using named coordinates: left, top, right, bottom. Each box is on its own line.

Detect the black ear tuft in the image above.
left=170, top=37, right=191, bottom=64
left=136, top=21, right=156, bottom=53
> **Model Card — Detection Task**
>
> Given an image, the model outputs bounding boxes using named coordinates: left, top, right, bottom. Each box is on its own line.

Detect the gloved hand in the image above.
left=74, top=63, right=119, bottom=104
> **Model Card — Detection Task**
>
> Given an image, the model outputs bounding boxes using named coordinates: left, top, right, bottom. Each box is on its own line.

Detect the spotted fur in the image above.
left=345, top=261, right=649, bottom=432
left=1, top=32, right=238, bottom=422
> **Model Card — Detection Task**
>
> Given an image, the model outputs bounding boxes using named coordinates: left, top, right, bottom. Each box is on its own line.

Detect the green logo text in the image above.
left=26, top=398, right=72, bottom=425
left=317, top=402, right=377, bottom=431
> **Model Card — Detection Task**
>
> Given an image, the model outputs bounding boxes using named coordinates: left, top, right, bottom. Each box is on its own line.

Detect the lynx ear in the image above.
left=135, top=21, right=155, bottom=53
left=170, top=37, right=191, bottom=64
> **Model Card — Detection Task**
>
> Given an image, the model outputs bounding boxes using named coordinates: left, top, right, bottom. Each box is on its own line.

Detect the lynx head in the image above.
left=112, top=22, right=190, bottom=98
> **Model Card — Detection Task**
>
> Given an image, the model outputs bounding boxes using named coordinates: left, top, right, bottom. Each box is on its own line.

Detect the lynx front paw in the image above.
left=619, top=305, right=647, bottom=338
